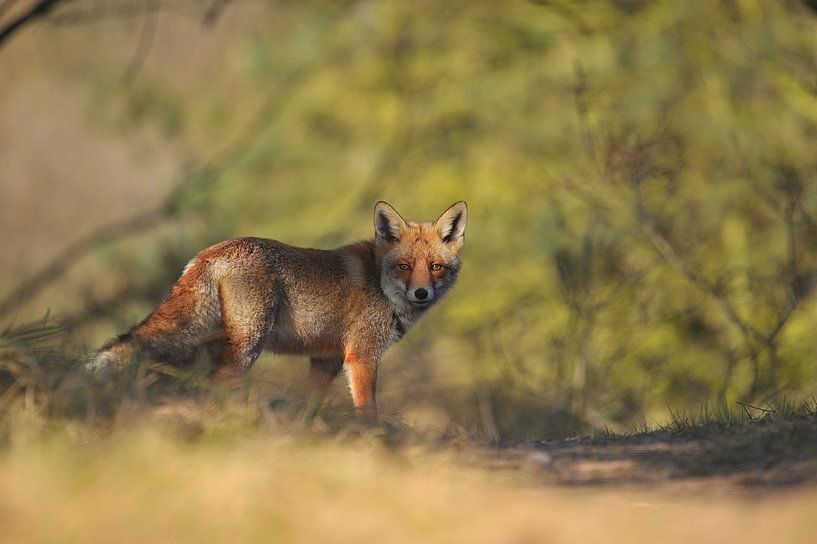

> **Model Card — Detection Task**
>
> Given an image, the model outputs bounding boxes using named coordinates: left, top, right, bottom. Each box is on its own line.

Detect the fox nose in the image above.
left=414, top=288, right=429, bottom=300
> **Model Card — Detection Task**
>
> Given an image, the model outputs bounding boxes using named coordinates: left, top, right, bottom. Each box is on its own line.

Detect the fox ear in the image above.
left=374, top=201, right=408, bottom=243
left=435, top=201, right=468, bottom=249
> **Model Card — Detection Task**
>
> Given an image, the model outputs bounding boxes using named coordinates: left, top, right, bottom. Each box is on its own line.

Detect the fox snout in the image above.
left=408, top=286, right=433, bottom=305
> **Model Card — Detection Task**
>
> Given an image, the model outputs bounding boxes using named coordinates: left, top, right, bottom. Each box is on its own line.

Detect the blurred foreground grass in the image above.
left=2, top=405, right=817, bottom=544
left=1, top=320, right=817, bottom=543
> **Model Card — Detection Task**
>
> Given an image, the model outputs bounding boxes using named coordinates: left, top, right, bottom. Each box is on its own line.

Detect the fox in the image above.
left=89, top=201, right=467, bottom=418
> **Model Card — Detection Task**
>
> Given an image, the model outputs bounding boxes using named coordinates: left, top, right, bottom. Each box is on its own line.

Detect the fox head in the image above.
left=374, top=200, right=468, bottom=312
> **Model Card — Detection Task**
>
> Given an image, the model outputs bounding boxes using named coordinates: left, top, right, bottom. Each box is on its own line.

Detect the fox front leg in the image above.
left=343, top=351, right=379, bottom=419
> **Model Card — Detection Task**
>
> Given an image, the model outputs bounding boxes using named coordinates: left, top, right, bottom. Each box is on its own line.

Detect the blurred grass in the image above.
left=0, top=317, right=816, bottom=542
left=1, top=394, right=817, bottom=544
left=0, top=431, right=814, bottom=544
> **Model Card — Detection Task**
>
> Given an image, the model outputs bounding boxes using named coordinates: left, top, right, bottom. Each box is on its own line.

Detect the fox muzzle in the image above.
left=408, top=286, right=434, bottom=305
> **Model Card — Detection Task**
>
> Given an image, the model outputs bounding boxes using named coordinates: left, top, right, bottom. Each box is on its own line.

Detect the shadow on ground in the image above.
left=497, top=411, right=817, bottom=491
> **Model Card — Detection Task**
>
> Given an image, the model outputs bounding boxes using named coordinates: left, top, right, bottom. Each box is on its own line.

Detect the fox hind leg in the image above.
left=212, top=277, right=275, bottom=379
left=302, top=357, right=343, bottom=421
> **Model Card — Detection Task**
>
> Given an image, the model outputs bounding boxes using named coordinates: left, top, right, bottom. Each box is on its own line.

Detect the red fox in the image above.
left=90, top=201, right=467, bottom=418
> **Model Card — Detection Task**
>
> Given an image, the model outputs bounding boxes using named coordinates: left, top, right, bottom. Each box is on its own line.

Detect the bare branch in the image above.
left=1, top=67, right=311, bottom=320
left=572, top=61, right=596, bottom=162
left=0, top=207, right=169, bottom=319
left=0, top=0, right=65, bottom=49
left=630, top=175, right=763, bottom=345
left=122, top=0, right=158, bottom=82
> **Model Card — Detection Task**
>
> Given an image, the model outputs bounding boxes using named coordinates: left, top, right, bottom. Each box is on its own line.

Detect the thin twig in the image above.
left=634, top=189, right=763, bottom=345
left=122, top=0, right=158, bottom=82
left=572, top=61, right=595, bottom=162
left=736, top=401, right=775, bottom=414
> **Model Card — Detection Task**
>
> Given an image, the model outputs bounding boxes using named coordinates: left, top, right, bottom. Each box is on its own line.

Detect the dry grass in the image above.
left=1, top=405, right=817, bottom=544
left=1, top=320, right=817, bottom=543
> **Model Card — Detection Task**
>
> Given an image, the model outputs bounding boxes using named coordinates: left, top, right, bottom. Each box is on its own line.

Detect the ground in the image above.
left=0, top=347, right=815, bottom=543
left=2, top=402, right=816, bottom=544
left=498, top=409, right=817, bottom=490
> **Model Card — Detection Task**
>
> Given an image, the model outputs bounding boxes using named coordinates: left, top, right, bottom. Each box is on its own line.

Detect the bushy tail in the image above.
left=86, top=334, right=133, bottom=372
left=87, top=307, right=224, bottom=373
left=87, top=258, right=223, bottom=373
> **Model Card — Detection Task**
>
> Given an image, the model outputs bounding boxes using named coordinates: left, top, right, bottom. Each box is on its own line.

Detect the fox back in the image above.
left=90, top=201, right=468, bottom=418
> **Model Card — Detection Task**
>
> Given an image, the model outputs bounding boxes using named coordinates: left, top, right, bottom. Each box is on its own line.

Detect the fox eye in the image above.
left=430, top=263, right=443, bottom=271
left=398, top=263, right=411, bottom=271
